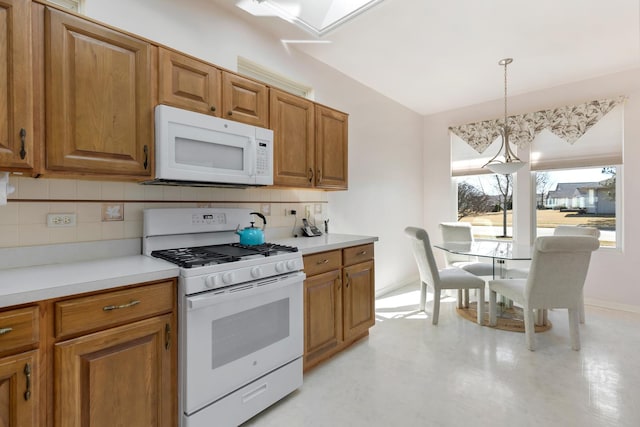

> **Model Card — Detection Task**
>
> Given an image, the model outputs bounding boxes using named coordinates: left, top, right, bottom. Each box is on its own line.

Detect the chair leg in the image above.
left=489, top=290, right=497, bottom=326
left=579, top=291, right=585, bottom=324
left=523, top=306, right=536, bottom=351
left=432, top=289, right=441, bottom=325
left=419, top=281, right=427, bottom=312
left=476, top=287, right=484, bottom=325
left=568, top=308, right=581, bottom=350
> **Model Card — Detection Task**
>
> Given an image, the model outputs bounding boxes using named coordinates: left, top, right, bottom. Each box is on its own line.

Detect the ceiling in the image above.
left=214, top=0, right=640, bottom=116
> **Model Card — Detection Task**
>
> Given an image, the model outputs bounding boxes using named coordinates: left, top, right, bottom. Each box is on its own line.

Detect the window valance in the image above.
left=449, top=96, right=626, bottom=155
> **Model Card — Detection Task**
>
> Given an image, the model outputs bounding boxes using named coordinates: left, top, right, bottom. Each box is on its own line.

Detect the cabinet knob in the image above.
left=228, top=111, right=233, bottom=116
left=211, top=106, right=217, bottom=112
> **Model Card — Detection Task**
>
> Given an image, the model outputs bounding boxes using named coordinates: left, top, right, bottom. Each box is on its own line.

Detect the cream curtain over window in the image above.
left=449, top=97, right=625, bottom=176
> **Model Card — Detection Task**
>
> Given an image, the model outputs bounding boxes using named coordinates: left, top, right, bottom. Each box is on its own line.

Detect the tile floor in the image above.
left=243, top=284, right=640, bottom=427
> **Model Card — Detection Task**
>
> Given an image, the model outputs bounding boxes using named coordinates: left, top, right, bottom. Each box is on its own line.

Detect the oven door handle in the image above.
left=186, top=272, right=305, bottom=311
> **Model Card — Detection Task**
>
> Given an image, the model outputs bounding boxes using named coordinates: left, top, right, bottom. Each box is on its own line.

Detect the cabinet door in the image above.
left=158, top=48, right=221, bottom=116
left=315, top=105, right=348, bottom=189
left=0, top=350, right=39, bottom=427
left=343, top=260, right=375, bottom=341
left=222, top=72, right=268, bottom=128
left=54, top=314, right=175, bottom=427
left=45, top=8, right=154, bottom=178
left=304, top=269, right=342, bottom=367
left=0, top=0, right=35, bottom=171
left=270, top=89, right=314, bottom=187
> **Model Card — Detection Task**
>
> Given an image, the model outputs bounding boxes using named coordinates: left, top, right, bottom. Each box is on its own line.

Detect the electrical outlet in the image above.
left=314, top=204, right=322, bottom=214
left=102, top=203, right=124, bottom=221
left=304, top=205, right=311, bottom=219
left=47, top=213, right=77, bottom=227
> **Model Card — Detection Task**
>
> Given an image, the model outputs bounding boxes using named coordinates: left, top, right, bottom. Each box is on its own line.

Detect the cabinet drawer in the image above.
left=303, top=250, right=342, bottom=276
left=55, top=281, right=174, bottom=339
left=0, top=306, right=39, bottom=355
left=343, top=244, right=374, bottom=266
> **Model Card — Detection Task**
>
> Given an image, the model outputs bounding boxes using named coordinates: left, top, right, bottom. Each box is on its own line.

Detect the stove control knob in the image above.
left=250, top=267, right=262, bottom=278
left=205, top=275, right=221, bottom=288
left=286, top=260, right=298, bottom=271
left=275, top=262, right=285, bottom=273
left=222, top=272, right=234, bottom=284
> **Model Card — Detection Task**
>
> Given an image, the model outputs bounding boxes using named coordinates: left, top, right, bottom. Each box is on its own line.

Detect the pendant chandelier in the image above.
left=482, top=58, right=526, bottom=175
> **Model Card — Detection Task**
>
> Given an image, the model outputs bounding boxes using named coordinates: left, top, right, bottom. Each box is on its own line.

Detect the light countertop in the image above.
left=0, top=234, right=377, bottom=309
left=274, top=234, right=378, bottom=255
left=0, top=256, right=179, bottom=309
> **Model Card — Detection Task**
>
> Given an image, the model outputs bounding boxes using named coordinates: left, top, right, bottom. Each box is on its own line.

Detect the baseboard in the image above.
left=584, top=298, right=640, bottom=314
left=375, top=275, right=420, bottom=298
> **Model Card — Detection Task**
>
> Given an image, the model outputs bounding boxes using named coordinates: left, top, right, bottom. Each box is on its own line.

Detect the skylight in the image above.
left=238, top=0, right=385, bottom=37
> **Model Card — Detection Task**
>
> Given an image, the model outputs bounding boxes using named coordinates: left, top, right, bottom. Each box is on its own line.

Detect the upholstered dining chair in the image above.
left=489, top=235, right=599, bottom=351
left=507, top=225, right=600, bottom=323
left=405, top=226, right=486, bottom=325
left=439, top=222, right=493, bottom=308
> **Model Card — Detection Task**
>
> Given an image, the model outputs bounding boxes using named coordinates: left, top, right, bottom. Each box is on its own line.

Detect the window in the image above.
left=535, top=167, right=619, bottom=247
left=456, top=174, right=513, bottom=240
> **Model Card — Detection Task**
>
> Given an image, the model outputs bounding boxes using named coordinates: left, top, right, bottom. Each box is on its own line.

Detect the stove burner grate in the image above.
left=151, top=242, right=298, bottom=268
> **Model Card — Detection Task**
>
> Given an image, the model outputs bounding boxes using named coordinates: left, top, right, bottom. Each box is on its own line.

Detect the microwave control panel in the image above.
left=256, top=141, right=269, bottom=175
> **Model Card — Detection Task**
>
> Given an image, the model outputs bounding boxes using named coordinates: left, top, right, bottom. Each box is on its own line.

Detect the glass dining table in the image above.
left=433, top=240, right=548, bottom=326
left=433, top=240, right=532, bottom=280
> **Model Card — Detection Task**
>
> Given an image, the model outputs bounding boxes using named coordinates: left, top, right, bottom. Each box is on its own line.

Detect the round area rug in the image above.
left=456, top=302, right=552, bottom=332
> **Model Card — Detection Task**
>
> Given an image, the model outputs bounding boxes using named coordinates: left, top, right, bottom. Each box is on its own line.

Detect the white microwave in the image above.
left=147, top=105, right=273, bottom=187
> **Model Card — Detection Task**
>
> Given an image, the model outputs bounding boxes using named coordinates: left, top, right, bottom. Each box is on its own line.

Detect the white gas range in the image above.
left=143, top=207, right=304, bottom=427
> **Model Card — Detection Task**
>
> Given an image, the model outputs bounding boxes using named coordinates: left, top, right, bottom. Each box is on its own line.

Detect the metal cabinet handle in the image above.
left=24, top=363, right=31, bottom=401
left=308, top=168, right=314, bottom=183
left=19, top=128, right=27, bottom=159
left=345, top=273, right=350, bottom=288
left=143, top=145, right=149, bottom=170
left=103, top=300, right=141, bottom=311
left=317, top=259, right=329, bottom=265
left=317, top=169, right=322, bottom=183
left=357, top=250, right=367, bottom=256
left=337, top=278, right=342, bottom=291
left=0, top=327, right=13, bottom=335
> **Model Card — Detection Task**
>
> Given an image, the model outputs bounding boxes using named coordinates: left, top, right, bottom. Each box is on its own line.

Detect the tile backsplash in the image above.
left=0, top=176, right=328, bottom=248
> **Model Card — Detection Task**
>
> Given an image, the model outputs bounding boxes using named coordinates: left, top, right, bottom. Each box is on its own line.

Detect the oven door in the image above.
left=182, top=271, right=303, bottom=416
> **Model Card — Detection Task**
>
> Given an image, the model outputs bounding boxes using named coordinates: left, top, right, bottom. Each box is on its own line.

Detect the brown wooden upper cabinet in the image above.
left=0, top=0, right=36, bottom=173
left=315, top=105, right=348, bottom=190
left=270, top=89, right=315, bottom=187
left=44, top=7, right=155, bottom=179
left=222, top=72, right=269, bottom=128
left=158, top=48, right=221, bottom=117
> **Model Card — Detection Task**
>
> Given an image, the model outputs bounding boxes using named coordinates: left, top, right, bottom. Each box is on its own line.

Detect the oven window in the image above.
left=211, top=298, right=290, bottom=369
left=175, top=137, right=244, bottom=171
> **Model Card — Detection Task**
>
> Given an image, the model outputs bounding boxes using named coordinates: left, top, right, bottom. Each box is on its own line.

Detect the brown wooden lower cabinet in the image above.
left=303, top=243, right=375, bottom=371
left=0, top=278, right=177, bottom=427
left=0, top=350, right=40, bottom=426
left=54, top=314, right=174, bottom=427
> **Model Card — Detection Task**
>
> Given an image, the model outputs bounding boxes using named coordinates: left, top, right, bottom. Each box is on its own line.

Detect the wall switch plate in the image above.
left=314, top=204, right=322, bottom=214
left=102, top=203, right=124, bottom=221
left=304, top=205, right=311, bottom=219
left=47, top=213, right=77, bottom=227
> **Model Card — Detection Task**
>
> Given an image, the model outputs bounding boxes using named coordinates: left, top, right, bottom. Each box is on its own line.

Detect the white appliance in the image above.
left=147, top=105, right=274, bottom=187
left=143, top=208, right=304, bottom=427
